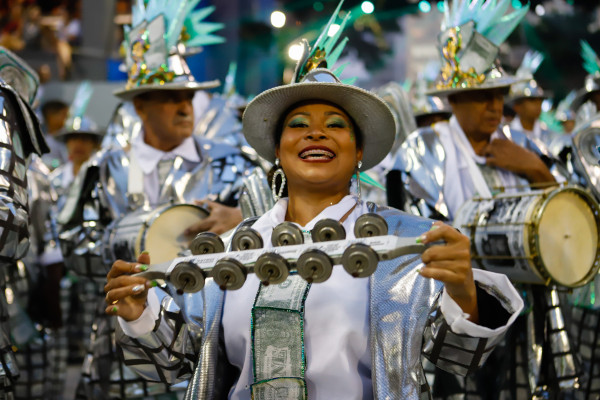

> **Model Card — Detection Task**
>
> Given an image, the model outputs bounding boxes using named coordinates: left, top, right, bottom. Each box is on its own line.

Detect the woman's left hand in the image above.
left=418, top=221, right=478, bottom=323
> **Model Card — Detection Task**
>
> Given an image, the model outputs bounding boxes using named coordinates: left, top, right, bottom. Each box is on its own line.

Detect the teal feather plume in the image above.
left=442, top=0, right=528, bottom=46
left=353, top=172, right=386, bottom=191
left=68, top=81, right=93, bottom=120
left=581, top=40, right=600, bottom=75
left=556, top=90, right=576, bottom=115
left=223, top=62, right=237, bottom=96
left=129, top=0, right=224, bottom=50
left=296, top=0, right=355, bottom=82
left=516, top=50, right=544, bottom=78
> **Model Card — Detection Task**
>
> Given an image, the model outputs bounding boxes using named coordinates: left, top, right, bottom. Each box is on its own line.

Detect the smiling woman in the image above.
left=106, top=63, right=526, bottom=400
left=105, top=1, right=525, bottom=398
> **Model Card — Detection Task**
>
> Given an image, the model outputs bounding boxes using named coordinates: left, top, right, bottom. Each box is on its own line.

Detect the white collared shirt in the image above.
left=129, top=132, right=201, bottom=205
left=436, top=116, right=519, bottom=218
left=61, top=161, right=74, bottom=188
left=510, top=116, right=542, bottom=142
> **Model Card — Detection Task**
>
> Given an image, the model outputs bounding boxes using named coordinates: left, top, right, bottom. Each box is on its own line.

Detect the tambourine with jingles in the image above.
left=134, top=213, right=438, bottom=292
left=454, top=185, right=600, bottom=287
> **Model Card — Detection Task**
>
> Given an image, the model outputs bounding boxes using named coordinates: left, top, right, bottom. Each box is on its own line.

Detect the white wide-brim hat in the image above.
left=114, top=78, right=220, bottom=101
left=242, top=69, right=396, bottom=171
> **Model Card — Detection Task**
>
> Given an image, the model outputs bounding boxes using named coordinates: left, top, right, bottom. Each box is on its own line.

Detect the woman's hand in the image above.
left=104, top=252, right=153, bottom=321
left=418, top=221, right=479, bottom=323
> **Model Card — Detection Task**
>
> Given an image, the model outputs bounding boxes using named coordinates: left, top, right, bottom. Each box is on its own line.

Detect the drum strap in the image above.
left=128, top=153, right=145, bottom=198
left=250, top=276, right=311, bottom=400
left=448, top=117, right=493, bottom=198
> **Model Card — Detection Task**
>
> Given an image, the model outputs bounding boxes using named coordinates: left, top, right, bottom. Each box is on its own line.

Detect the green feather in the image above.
left=68, top=81, right=93, bottom=120
left=581, top=40, right=600, bottom=75
left=353, top=172, right=386, bottom=191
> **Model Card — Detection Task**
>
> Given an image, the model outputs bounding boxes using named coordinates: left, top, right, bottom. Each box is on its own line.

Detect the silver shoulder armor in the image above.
left=0, top=86, right=46, bottom=265
left=391, top=127, right=450, bottom=220
left=0, top=80, right=47, bottom=156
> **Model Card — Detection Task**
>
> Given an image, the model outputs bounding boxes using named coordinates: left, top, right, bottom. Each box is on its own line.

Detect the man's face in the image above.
left=65, top=134, right=99, bottom=165
left=449, top=87, right=507, bottom=139
left=512, top=98, right=543, bottom=121
left=46, top=107, right=68, bottom=134
left=133, top=90, right=195, bottom=149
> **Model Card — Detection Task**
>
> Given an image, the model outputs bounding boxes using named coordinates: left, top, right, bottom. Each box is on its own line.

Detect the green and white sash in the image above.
left=251, top=275, right=311, bottom=399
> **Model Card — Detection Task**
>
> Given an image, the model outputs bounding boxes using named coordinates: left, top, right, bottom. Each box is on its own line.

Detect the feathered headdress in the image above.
left=242, top=0, right=395, bottom=172
left=554, top=90, right=576, bottom=123
left=57, top=81, right=102, bottom=140
left=114, top=0, right=224, bottom=100
left=413, top=61, right=451, bottom=119
left=429, top=0, right=529, bottom=96
left=508, top=50, right=546, bottom=102
left=291, top=0, right=356, bottom=85
left=572, top=40, right=600, bottom=112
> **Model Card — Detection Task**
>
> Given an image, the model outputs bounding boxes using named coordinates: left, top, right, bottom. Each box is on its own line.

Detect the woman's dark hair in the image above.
left=268, top=100, right=363, bottom=198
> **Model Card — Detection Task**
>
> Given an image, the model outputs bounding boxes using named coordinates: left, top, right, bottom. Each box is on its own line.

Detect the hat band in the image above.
left=126, top=53, right=193, bottom=90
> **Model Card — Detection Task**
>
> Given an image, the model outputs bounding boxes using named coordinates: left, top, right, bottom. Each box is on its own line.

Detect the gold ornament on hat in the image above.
left=436, top=26, right=485, bottom=91
left=126, top=35, right=151, bottom=90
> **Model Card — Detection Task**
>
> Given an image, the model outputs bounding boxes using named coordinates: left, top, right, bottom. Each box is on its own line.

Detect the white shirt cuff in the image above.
left=118, top=288, right=160, bottom=338
left=440, top=269, right=524, bottom=338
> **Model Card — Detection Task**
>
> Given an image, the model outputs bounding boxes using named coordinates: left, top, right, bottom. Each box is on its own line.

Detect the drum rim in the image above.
left=138, top=203, right=211, bottom=257
left=531, top=185, right=600, bottom=288
left=454, top=184, right=600, bottom=288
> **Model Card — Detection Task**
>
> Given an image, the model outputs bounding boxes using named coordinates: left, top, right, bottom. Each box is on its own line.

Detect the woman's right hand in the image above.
left=104, top=252, right=153, bottom=321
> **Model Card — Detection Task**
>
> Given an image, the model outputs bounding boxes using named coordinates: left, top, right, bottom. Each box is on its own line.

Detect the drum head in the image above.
left=144, top=205, right=209, bottom=264
left=538, top=190, right=599, bottom=287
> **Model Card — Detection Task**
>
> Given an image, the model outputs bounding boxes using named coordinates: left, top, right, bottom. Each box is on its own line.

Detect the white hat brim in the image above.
left=242, top=82, right=396, bottom=171
left=114, top=79, right=221, bottom=101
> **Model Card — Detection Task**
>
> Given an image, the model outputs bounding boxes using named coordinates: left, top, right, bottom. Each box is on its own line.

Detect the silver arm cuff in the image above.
left=116, top=295, right=199, bottom=384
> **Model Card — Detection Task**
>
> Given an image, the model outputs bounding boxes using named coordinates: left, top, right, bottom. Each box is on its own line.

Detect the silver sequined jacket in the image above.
left=57, top=136, right=258, bottom=281
left=116, top=204, right=522, bottom=399
left=0, top=81, right=47, bottom=266
left=392, top=125, right=567, bottom=220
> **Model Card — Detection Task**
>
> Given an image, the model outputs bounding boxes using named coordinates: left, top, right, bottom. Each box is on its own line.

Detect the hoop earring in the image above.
left=356, top=161, right=363, bottom=201
left=272, top=158, right=286, bottom=201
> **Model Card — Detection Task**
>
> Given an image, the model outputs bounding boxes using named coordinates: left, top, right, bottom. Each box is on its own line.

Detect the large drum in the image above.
left=104, top=203, right=209, bottom=264
left=454, top=186, right=600, bottom=287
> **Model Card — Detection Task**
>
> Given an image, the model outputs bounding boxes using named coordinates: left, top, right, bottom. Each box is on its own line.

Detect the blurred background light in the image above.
left=361, top=1, right=375, bottom=14
left=418, top=1, right=431, bottom=13
left=288, top=43, right=304, bottom=61
left=270, top=11, right=286, bottom=28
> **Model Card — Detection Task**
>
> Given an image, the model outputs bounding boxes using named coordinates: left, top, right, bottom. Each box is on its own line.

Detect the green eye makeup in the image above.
left=326, top=116, right=349, bottom=128
left=288, top=116, right=310, bottom=128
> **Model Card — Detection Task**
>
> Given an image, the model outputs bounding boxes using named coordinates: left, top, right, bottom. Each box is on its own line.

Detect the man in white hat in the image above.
left=507, top=51, right=560, bottom=148
left=393, top=1, right=576, bottom=398
left=56, top=2, right=260, bottom=398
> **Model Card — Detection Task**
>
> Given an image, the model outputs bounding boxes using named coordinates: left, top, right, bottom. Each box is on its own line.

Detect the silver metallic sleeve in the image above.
left=115, top=294, right=201, bottom=384
left=422, top=285, right=512, bottom=376
left=0, top=89, right=36, bottom=264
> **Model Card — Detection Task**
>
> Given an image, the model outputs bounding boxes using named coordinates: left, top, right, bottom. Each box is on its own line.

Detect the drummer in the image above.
left=390, top=1, right=572, bottom=398
left=105, top=4, right=524, bottom=397
left=56, top=2, right=259, bottom=398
